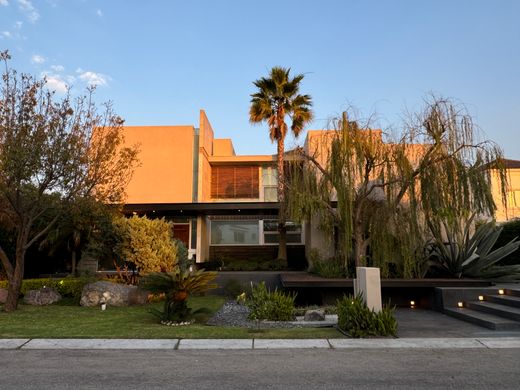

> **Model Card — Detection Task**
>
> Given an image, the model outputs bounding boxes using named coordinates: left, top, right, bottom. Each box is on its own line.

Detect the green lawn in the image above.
left=0, top=296, right=344, bottom=339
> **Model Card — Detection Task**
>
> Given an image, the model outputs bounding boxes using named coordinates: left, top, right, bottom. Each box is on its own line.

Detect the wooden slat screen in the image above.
left=211, top=166, right=259, bottom=199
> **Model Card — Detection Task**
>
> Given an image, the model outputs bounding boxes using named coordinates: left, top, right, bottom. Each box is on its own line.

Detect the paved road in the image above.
left=1, top=348, right=519, bottom=389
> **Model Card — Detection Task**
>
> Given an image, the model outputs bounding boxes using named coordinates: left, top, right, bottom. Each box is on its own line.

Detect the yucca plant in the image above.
left=140, top=268, right=217, bottom=323
left=428, top=220, right=520, bottom=280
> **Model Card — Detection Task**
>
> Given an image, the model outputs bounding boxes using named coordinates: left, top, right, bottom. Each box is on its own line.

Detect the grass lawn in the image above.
left=0, top=296, right=344, bottom=339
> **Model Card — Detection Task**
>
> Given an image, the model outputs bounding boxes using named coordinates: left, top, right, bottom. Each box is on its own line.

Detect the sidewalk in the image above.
left=2, top=337, right=520, bottom=350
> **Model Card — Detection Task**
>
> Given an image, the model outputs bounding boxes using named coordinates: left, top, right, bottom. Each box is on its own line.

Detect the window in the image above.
left=262, top=166, right=278, bottom=201
left=211, top=166, right=259, bottom=199
left=210, top=220, right=259, bottom=245
left=262, top=220, right=303, bottom=244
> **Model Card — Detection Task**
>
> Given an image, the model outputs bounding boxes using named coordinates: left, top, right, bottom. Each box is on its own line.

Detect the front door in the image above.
left=172, top=223, right=190, bottom=249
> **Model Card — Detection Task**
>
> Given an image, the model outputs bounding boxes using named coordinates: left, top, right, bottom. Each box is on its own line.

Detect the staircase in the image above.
left=442, top=287, right=520, bottom=330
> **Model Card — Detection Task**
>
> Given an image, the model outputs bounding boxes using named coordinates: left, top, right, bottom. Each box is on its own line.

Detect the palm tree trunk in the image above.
left=277, top=138, right=288, bottom=263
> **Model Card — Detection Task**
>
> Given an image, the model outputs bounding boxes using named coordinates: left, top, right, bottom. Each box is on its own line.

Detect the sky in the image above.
left=1, top=0, right=519, bottom=158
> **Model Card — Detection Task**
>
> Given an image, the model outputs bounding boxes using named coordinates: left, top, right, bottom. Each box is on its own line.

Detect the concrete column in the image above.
left=355, top=267, right=382, bottom=312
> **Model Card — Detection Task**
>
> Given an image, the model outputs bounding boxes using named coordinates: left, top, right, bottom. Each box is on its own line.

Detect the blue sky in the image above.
left=1, top=0, right=519, bottom=158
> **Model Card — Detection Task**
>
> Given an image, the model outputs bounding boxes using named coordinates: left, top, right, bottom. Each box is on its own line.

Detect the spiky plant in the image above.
left=428, top=220, right=520, bottom=280
left=140, top=269, right=217, bottom=323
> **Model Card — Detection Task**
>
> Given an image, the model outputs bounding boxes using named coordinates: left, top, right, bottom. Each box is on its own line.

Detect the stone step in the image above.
left=486, top=294, right=520, bottom=308
left=443, top=307, right=520, bottom=330
left=505, top=288, right=520, bottom=298
left=466, top=301, right=520, bottom=321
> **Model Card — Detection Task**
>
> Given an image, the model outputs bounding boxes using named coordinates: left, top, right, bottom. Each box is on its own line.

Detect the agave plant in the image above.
left=428, top=219, right=520, bottom=280
left=140, top=268, right=217, bottom=323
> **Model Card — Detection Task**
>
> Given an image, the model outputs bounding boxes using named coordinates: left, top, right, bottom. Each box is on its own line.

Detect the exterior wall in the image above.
left=213, top=139, right=235, bottom=156
left=305, top=215, right=334, bottom=262
left=492, top=167, right=520, bottom=222
left=197, top=110, right=215, bottom=202
left=123, top=125, right=195, bottom=203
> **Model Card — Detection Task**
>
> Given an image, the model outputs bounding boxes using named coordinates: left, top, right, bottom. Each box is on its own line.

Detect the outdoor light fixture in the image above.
left=410, top=300, right=415, bottom=308
left=478, top=295, right=484, bottom=301
left=457, top=302, right=464, bottom=308
left=498, top=289, right=505, bottom=295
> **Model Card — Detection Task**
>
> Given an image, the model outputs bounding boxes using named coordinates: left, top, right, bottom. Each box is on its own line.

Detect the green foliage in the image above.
left=0, top=277, right=92, bottom=304
left=310, top=259, right=350, bottom=278
left=246, top=282, right=296, bottom=321
left=287, top=98, right=508, bottom=278
left=494, top=218, right=520, bottom=265
left=428, top=219, right=520, bottom=280
left=114, top=216, right=179, bottom=274
left=336, top=294, right=397, bottom=338
left=140, top=269, right=217, bottom=323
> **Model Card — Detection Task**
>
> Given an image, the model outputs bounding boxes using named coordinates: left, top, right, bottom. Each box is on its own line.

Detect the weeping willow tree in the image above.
left=287, top=98, right=508, bottom=278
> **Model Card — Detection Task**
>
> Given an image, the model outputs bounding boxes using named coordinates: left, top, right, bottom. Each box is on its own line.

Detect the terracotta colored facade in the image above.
left=121, top=110, right=519, bottom=265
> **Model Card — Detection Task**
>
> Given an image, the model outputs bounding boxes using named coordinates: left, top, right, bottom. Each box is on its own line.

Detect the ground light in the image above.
left=457, top=302, right=464, bottom=308
left=498, top=289, right=505, bottom=295
left=478, top=295, right=485, bottom=301
left=410, top=300, right=415, bottom=308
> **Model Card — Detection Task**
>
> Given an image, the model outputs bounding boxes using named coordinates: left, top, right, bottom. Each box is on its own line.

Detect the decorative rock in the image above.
left=80, top=281, right=148, bottom=307
left=23, top=287, right=61, bottom=306
left=304, top=309, right=325, bottom=321
left=0, top=288, right=8, bottom=304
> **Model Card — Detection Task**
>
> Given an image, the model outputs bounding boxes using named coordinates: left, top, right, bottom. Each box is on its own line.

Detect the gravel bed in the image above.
left=206, top=301, right=307, bottom=329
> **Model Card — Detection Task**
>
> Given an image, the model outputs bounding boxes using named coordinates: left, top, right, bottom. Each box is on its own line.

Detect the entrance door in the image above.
left=172, top=223, right=190, bottom=249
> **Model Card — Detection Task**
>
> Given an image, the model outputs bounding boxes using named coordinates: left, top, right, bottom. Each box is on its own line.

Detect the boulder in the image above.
left=80, top=281, right=148, bottom=307
left=304, top=309, right=325, bottom=321
left=23, top=287, right=61, bottom=306
left=0, top=288, right=7, bottom=304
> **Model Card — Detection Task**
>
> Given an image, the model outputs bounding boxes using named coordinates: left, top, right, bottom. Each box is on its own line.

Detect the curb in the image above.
left=1, top=337, right=520, bottom=350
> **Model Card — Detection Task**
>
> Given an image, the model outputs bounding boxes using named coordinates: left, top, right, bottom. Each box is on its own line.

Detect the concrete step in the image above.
left=443, top=307, right=520, bottom=330
left=466, top=301, right=520, bottom=321
left=486, top=294, right=520, bottom=308
left=505, top=288, right=520, bottom=298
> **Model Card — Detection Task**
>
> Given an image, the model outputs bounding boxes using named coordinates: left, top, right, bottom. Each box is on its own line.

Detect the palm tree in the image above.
left=249, top=67, right=313, bottom=262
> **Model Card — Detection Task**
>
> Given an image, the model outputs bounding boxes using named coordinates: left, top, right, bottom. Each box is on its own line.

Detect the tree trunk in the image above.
left=71, top=250, right=77, bottom=276
left=4, top=246, right=25, bottom=312
left=276, top=137, right=288, bottom=263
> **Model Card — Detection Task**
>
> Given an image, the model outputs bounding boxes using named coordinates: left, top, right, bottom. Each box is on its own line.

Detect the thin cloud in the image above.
left=1, top=31, right=12, bottom=38
left=14, top=21, right=23, bottom=29
left=96, top=9, right=103, bottom=17
left=42, top=73, right=68, bottom=93
left=31, top=54, right=45, bottom=64
left=50, top=64, right=64, bottom=72
left=0, top=0, right=9, bottom=7
left=78, top=70, right=109, bottom=87
left=17, top=0, right=40, bottom=23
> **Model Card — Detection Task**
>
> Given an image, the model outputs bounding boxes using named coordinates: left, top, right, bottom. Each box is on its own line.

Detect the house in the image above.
left=122, top=110, right=317, bottom=267
left=121, top=110, right=519, bottom=267
left=491, top=159, right=520, bottom=222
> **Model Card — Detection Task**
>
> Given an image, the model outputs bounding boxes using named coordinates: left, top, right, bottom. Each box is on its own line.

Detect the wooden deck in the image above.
left=279, top=272, right=493, bottom=288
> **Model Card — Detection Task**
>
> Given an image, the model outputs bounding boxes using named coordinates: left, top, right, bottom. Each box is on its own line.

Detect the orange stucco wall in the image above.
left=123, top=125, right=195, bottom=203
left=213, top=139, right=236, bottom=156
left=492, top=168, right=520, bottom=222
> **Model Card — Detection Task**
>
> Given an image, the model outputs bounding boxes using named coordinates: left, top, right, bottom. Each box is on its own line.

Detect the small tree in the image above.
left=114, top=215, right=179, bottom=273
left=249, top=67, right=313, bottom=262
left=0, top=51, right=139, bottom=311
left=288, top=98, right=508, bottom=278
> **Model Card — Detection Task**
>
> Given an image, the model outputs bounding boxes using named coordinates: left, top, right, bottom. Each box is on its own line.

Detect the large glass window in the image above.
left=263, top=220, right=303, bottom=244
left=210, top=220, right=259, bottom=245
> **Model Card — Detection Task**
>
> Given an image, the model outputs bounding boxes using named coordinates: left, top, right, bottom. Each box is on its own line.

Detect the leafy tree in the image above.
left=288, top=98, right=508, bottom=278
left=113, top=215, right=179, bottom=273
left=0, top=51, right=139, bottom=311
left=249, top=66, right=313, bottom=262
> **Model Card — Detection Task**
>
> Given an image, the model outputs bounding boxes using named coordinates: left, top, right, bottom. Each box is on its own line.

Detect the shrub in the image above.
left=246, top=282, right=296, bottom=321
left=140, top=269, right=217, bottom=323
left=336, top=294, right=397, bottom=338
left=0, top=277, right=92, bottom=304
left=114, top=215, right=179, bottom=273
left=427, top=220, right=520, bottom=280
left=494, top=218, right=520, bottom=266
left=310, top=259, right=349, bottom=278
